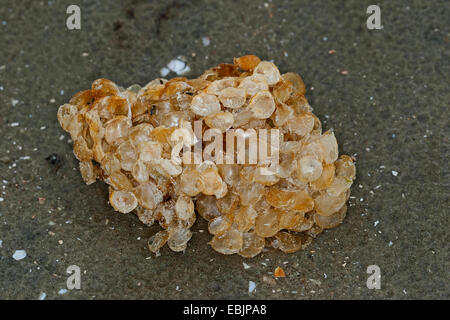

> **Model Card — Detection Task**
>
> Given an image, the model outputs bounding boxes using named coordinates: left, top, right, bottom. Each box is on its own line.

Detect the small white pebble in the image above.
left=201, top=36, right=210, bottom=47
left=248, top=281, right=256, bottom=293
left=13, top=250, right=27, bottom=260
left=11, top=99, right=19, bottom=106
left=38, top=292, right=46, bottom=300
left=392, top=170, right=398, bottom=176
left=40, top=126, right=46, bottom=130
left=10, top=122, right=19, bottom=127
left=243, top=262, right=251, bottom=270
left=388, top=241, right=393, bottom=247
left=50, top=98, right=55, bottom=103
left=0, top=239, right=2, bottom=247
left=167, top=59, right=185, bottom=73
left=166, top=57, right=190, bottom=75
left=374, top=220, right=379, bottom=227
left=58, top=289, right=68, bottom=295
left=0, top=197, right=4, bottom=202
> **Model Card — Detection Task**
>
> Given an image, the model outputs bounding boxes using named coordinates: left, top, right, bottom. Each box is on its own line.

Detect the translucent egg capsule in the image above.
left=282, top=72, right=306, bottom=95
left=272, top=103, right=294, bottom=127
left=319, top=131, right=339, bottom=164
left=314, top=191, right=346, bottom=217
left=208, top=214, right=233, bottom=236
left=206, top=77, right=237, bottom=95
left=218, top=87, right=247, bottom=109
left=233, top=206, right=257, bottom=232
left=217, top=164, right=240, bottom=187
left=253, top=61, right=281, bottom=86
left=297, top=155, right=323, bottom=182
left=109, top=190, right=138, bottom=213
left=73, top=136, right=93, bottom=161
left=255, top=209, right=280, bottom=237
left=190, top=92, right=221, bottom=116
left=248, top=91, right=276, bottom=119
left=335, top=155, right=356, bottom=180
left=115, top=140, right=137, bottom=171
left=167, top=227, right=192, bottom=252
left=286, top=112, right=315, bottom=136
left=238, top=232, right=265, bottom=258
left=238, top=74, right=269, bottom=96
left=272, top=79, right=293, bottom=103
left=148, top=230, right=169, bottom=255
left=104, top=116, right=132, bottom=146
left=79, top=161, right=97, bottom=185
left=274, top=231, right=303, bottom=253
left=69, top=89, right=93, bottom=109
left=209, top=227, right=243, bottom=255
left=326, top=176, right=353, bottom=196
left=235, top=181, right=265, bottom=206
left=133, top=181, right=163, bottom=210
left=199, top=167, right=226, bottom=198
left=175, top=195, right=195, bottom=227
left=154, top=199, right=177, bottom=229
left=136, top=141, right=162, bottom=163
left=314, top=204, right=347, bottom=229
left=91, top=78, right=119, bottom=98
left=278, top=210, right=305, bottom=230
left=179, top=168, right=202, bottom=197
left=135, top=206, right=156, bottom=226
left=310, top=163, right=335, bottom=191
left=216, top=191, right=239, bottom=215
left=234, top=55, right=261, bottom=71
left=57, top=103, right=78, bottom=133
left=204, top=111, right=234, bottom=132
left=195, top=194, right=222, bottom=221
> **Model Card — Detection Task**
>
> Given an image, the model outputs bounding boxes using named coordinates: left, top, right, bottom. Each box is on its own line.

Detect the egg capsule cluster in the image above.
left=57, top=55, right=355, bottom=257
